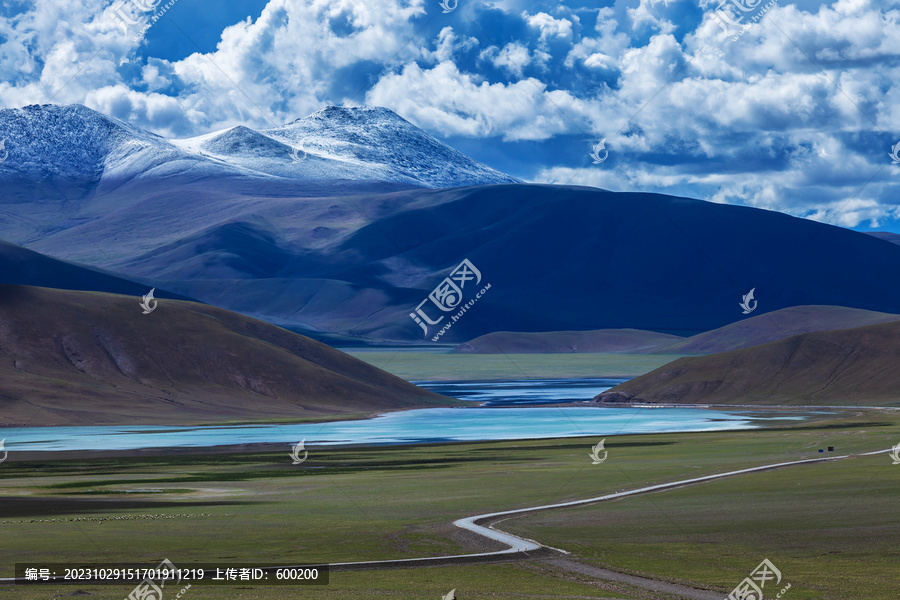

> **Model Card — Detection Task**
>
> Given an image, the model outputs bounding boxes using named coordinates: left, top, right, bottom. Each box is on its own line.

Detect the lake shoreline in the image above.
left=0, top=405, right=802, bottom=456
left=0, top=425, right=754, bottom=462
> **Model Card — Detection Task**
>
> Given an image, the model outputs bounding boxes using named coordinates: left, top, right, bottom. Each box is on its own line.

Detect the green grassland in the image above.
left=505, top=452, right=898, bottom=600
left=344, top=350, right=685, bottom=381
left=0, top=409, right=897, bottom=599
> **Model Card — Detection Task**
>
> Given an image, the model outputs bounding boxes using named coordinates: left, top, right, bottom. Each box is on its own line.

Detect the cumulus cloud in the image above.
left=481, top=42, right=533, bottom=78
left=366, top=60, right=594, bottom=140
left=0, top=0, right=428, bottom=135
left=627, top=0, right=679, bottom=34
left=423, top=27, right=479, bottom=64
left=525, top=12, right=574, bottom=45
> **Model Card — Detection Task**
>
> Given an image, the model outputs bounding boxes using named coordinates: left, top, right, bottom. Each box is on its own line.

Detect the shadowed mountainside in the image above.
left=864, top=231, right=900, bottom=245
left=0, top=238, right=190, bottom=300
left=0, top=284, right=455, bottom=426
left=594, top=320, right=900, bottom=406
left=99, top=185, right=900, bottom=344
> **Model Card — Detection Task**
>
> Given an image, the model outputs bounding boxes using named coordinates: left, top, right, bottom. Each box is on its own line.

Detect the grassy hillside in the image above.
left=0, top=284, right=455, bottom=426
left=597, top=319, right=900, bottom=406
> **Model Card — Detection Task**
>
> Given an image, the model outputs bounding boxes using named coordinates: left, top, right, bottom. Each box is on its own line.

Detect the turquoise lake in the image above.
left=1, top=379, right=806, bottom=452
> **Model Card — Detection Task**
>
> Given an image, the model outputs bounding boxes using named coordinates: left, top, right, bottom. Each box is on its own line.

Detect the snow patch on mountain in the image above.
left=265, top=106, right=519, bottom=188
left=0, top=104, right=166, bottom=180
left=0, top=104, right=519, bottom=189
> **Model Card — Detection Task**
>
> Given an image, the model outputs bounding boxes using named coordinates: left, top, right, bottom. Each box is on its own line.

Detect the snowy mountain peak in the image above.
left=0, top=103, right=519, bottom=190
left=295, top=105, right=406, bottom=124
left=0, top=103, right=165, bottom=179
left=199, top=125, right=294, bottom=158
left=265, top=106, right=519, bottom=188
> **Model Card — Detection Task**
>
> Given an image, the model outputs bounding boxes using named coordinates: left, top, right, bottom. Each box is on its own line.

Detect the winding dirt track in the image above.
left=329, top=449, right=892, bottom=599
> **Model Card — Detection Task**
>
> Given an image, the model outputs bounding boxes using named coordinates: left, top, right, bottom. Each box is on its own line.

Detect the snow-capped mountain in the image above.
left=0, top=103, right=518, bottom=190
left=0, top=104, right=170, bottom=180
left=262, top=106, right=518, bottom=187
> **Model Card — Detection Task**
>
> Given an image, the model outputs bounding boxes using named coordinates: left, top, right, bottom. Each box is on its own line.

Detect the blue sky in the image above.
left=1, top=0, right=899, bottom=231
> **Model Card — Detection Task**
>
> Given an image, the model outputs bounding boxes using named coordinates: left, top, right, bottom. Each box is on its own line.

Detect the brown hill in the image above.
left=659, top=305, right=900, bottom=355
left=452, top=306, right=900, bottom=356
left=595, top=320, right=900, bottom=406
left=0, top=285, right=454, bottom=426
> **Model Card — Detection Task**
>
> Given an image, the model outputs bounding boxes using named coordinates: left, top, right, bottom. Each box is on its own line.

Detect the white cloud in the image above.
left=627, top=0, right=678, bottom=34
left=0, top=0, right=428, bottom=135
left=481, top=42, right=533, bottom=78
left=525, top=12, right=574, bottom=45
left=424, top=27, right=479, bottom=63
left=564, top=8, right=630, bottom=70
left=806, top=197, right=900, bottom=228
left=366, top=60, right=593, bottom=141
